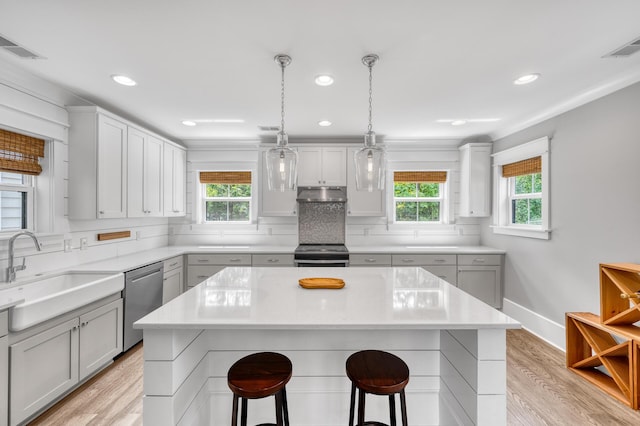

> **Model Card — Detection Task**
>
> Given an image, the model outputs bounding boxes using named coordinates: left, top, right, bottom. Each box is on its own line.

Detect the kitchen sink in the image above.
left=7, top=271, right=124, bottom=331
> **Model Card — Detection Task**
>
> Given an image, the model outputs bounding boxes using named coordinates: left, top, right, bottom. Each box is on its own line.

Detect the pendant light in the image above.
left=266, top=54, right=298, bottom=191
left=354, top=54, right=386, bottom=192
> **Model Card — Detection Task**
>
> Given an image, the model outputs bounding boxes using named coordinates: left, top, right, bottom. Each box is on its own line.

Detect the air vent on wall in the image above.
left=258, top=125, right=280, bottom=132
left=0, top=34, right=43, bottom=59
left=603, top=36, right=640, bottom=58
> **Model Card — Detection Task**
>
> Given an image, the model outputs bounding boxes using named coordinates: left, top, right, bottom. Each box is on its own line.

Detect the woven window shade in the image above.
left=394, top=171, right=447, bottom=183
left=0, top=128, right=45, bottom=175
left=199, top=171, right=251, bottom=184
left=502, top=156, right=541, bottom=178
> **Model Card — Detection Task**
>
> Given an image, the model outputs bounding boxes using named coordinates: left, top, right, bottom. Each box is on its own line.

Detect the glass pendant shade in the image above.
left=354, top=131, right=386, bottom=191
left=266, top=132, right=298, bottom=191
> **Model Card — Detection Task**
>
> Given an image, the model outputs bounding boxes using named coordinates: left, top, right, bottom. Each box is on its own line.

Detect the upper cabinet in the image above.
left=346, top=147, right=385, bottom=216
left=68, top=108, right=128, bottom=219
left=163, top=142, right=186, bottom=217
left=259, top=149, right=297, bottom=217
left=127, top=127, right=163, bottom=217
left=297, top=146, right=346, bottom=186
left=459, top=142, right=492, bottom=217
left=68, top=106, right=185, bottom=219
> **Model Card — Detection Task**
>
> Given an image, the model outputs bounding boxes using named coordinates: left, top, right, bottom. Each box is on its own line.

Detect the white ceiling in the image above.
left=2, top=0, right=640, bottom=143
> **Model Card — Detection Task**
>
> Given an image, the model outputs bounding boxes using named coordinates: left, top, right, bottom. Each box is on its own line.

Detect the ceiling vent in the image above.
left=603, top=36, right=640, bottom=58
left=258, top=125, right=280, bottom=132
left=0, top=34, right=43, bottom=59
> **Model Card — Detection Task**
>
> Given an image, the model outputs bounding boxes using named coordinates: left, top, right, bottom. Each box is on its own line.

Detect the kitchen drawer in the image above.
left=350, top=254, right=392, bottom=266
left=458, top=254, right=502, bottom=266
left=422, top=266, right=457, bottom=285
left=392, top=254, right=456, bottom=266
left=252, top=254, right=294, bottom=267
left=163, top=255, right=183, bottom=272
left=187, top=254, right=252, bottom=266
left=0, top=310, right=7, bottom=336
left=187, top=265, right=226, bottom=287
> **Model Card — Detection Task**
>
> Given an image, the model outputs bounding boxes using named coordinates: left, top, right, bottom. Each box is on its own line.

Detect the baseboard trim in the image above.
left=502, top=298, right=566, bottom=351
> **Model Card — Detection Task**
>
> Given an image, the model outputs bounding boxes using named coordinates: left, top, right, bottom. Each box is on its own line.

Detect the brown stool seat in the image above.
left=228, top=352, right=292, bottom=426
left=346, top=350, right=409, bottom=426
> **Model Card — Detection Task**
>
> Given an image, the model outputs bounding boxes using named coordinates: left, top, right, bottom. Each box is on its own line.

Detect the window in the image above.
left=0, top=128, right=44, bottom=233
left=393, top=171, right=447, bottom=223
left=199, top=171, right=251, bottom=223
left=492, top=137, right=549, bottom=239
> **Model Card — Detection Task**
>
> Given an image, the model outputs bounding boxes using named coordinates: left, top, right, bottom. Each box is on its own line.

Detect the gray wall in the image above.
left=481, top=81, right=640, bottom=330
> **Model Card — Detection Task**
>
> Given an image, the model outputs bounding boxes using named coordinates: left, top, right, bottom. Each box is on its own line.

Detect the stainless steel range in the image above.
left=294, top=186, right=349, bottom=267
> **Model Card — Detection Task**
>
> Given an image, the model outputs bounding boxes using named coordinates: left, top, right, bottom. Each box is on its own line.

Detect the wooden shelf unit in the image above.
left=566, top=312, right=640, bottom=409
left=600, top=263, right=640, bottom=326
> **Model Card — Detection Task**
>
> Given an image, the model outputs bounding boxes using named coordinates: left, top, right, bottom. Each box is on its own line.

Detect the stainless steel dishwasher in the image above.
left=123, top=261, right=163, bottom=351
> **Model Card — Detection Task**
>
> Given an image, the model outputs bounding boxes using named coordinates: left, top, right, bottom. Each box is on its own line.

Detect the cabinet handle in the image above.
left=473, top=258, right=486, bottom=263
left=437, top=275, right=446, bottom=279
left=72, top=326, right=78, bottom=331
left=163, top=278, right=168, bottom=281
left=402, top=259, right=414, bottom=263
left=197, top=275, right=208, bottom=279
left=169, top=262, right=178, bottom=267
left=197, top=259, right=210, bottom=263
left=229, top=258, right=242, bottom=262
left=365, top=258, right=377, bottom=263
left=434, top=258, right=446, bottom=263
left=99, top=211, right=104, bottom=215
left=267, top=258, right=280, bottom=263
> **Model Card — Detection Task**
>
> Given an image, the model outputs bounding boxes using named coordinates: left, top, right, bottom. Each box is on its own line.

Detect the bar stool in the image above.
left=227, top=352, right=292, bottom=426
left=346, top=350, right=409, bottom=426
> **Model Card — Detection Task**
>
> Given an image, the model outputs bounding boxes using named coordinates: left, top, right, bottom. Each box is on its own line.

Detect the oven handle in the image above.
left=294, top=259, right=350, bottom=265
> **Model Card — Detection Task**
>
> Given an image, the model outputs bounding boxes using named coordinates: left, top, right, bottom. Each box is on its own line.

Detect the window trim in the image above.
left=195, top=166, right=257, bottom=225
left=0, top=174, right=35, bottom=233
left=201, top=184, right=252, bottom=224
left=388, top=167, right=451, bottom=225
left=393, top=182, right=445, bottom=223
left=491, top=136, right=550, bottom=239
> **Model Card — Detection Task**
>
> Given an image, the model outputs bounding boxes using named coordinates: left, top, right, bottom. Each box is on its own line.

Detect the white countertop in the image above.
left=135, top=267, right=519, bottom=330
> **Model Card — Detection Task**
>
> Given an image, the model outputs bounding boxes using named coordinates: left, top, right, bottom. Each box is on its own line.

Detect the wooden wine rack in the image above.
left=566, top=263, right=640, bottom=409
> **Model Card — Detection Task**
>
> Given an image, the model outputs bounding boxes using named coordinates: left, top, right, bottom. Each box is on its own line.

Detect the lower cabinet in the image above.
left=391, top=254, right=458, bottom=285
left=1, top=311, right=8, bottom=426
left=163, top=255, right=184, bottom=304
left=252, top=254, right=294, bottom=267
left=349, top=254, right=392, bottom=267
left=186, top=254, right=252, bottom=289
left=457, top=254, right=503, bottom=308
left=9, top=298, right=123, bottom=426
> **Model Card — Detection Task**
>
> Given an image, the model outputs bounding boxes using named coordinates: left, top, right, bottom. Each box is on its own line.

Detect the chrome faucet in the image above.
left=6, top=231, right=41, bottom=283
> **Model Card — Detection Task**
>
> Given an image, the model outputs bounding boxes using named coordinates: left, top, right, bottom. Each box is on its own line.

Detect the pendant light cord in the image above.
left=368, top=62, right=373, bottom=133
left=280, top=61, right=286, bottom=135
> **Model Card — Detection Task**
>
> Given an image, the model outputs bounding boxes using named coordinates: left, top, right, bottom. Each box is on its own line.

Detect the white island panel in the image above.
left=136, top=267, right=519, bottom=425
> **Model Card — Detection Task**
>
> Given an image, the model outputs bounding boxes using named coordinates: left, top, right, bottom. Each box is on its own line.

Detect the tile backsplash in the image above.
left=298, top=202, right=346, bottom=244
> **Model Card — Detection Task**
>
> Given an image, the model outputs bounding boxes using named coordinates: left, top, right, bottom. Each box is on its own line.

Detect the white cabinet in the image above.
left=392, top=254, right=458, bottom=285
left=1, top=311, right=7, bottom=426
left=259, top=149, right=297, bottom=217
left=459, top=142, right=492, bottom=217
left=9, top=299, right=123, bottom=425
left=457, top=254, right=503, bottom=308
left=346, top=147, right=385, bottom=216
left=68, top=108, right=128, bottom=219
left=128, top=127, right=164, bottom=217
left=297, top=146, right=346, bottom=186
left=163, top=142, right=186, bottom=217
left=186, top=254, right=252, bottom=289
left=163, top=255, right=184, bottom=303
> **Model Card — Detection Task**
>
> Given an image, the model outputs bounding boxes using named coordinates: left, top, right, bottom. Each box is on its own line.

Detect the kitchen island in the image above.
left=135, top=267, right=519, bottom=426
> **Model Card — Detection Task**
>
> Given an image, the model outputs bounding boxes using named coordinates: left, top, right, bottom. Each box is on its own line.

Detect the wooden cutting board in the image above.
left=298, top=277, right=345, bottom=289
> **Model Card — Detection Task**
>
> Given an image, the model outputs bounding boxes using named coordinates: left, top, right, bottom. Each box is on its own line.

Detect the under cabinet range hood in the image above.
left=296, top=186, right=347, bottom=203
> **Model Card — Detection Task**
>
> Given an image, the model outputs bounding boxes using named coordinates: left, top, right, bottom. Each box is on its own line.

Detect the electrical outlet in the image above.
left=64, top=239, right=72, bottom=252
left=80, top=237, right=88, bottom=250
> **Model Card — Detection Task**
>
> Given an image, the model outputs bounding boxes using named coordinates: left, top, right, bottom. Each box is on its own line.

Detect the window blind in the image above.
left=501, top=156, right=541, bottom=178
left=393, top=171, right=447, bottom=183
left=0, top=128, right=45, bottom=175
left=199, top=171, right=251, bottom=184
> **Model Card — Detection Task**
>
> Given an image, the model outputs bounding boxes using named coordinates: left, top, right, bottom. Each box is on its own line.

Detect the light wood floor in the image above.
left=27, top=330, right=640, bottom=425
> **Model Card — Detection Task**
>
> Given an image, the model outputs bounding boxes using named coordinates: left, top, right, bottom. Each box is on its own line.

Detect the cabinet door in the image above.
left=79, top=299, right=123, bottom=380
left=457, top=265, right=502, bottom=308
left=459, top=143, right=491, bottom=217
left=97, top=115, right=128, bottom=218
left=10, top=318, right=79, bottom=425
left=163, top=267, right=183, bottom=303
left=252, top=254, right=294, bottom=267
left=321, top=147, right=347, bottom=186
left=346, top=148, right=385, bottom=216
left=349, top=254, right=392, bottom=267
left=259, top=150, right=297, bottom=216
left=0, top=335, right=7, bottom=426
left=187, top=265, right=226, bottom=288
left=297, top=147, right=324, bottom=186
left=128, top=129, right=163, bottom=217
left=422, top=265, right=457, bottom=285
left=163, top=143, right=186, bottom=216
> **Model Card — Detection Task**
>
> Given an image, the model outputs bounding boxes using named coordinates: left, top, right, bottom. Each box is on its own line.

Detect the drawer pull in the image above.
left=197, top=259, right=210, bottom=263
left=402, top=259, right=414, bottom=263
left=197, top=275, right=208, bottom=279
left=267, top=258, right=280, bottom=263
left=169, top=262, right=178, bottom=267
left=365, top=258, right=377, bottom=263
left=229, top=258, right=242, bottom=262
left=473, top=258, right=486, bottom=263
left=434, top=258, right=446, bottom=263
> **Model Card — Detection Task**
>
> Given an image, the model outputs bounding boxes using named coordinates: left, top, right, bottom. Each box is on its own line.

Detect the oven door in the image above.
left=294, top=259, right=349, bottom=267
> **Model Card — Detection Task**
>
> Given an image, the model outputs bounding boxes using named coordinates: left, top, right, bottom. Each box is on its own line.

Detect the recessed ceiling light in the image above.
left=212, top=119, right=245, bottom=124
left=451, top=120, right=467, bottom=126
left=437, top=118, right=500, bottom=125
left=111, top=74, right=137, bottom=86
left=514, top=73, right=540, bottom=85
left=315, top=75, right=334, bottom=86
left=181, top=120, right=197, bottom=126
left=318, top=120, right=332, bottom=127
